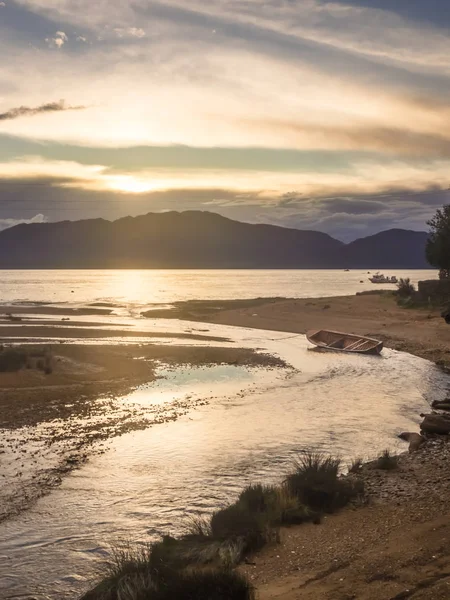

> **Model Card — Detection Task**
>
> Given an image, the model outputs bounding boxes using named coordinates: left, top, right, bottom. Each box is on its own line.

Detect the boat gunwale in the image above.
left=306, top=329, right=383, bottom=354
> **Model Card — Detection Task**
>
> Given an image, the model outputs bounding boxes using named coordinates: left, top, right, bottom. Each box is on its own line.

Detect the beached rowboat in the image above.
left=306, top=329, right=383, bottom=355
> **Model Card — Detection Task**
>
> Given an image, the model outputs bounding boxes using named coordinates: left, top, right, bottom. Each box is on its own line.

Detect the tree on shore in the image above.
left=426, top=205, right=450, bottom=279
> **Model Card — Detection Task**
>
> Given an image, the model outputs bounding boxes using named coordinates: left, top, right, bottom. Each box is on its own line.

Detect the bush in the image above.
left=157, top=569, right=254, bottom=600
left=81, top=545, right=155, bottom=600
left=286, top=451, right=363, bottom=513
left=81, top=543, right=254, bottom=600
left=396, top=278, right=416, bottom=298
left=375, top=449, right=398, bottom=471
left=210, top=504, right=271, bottom=553
left=0, top=347, right=28, bottom=372
left=83, top=452, right=365, bottom=599
left=181, top=484, right=313, bottom=567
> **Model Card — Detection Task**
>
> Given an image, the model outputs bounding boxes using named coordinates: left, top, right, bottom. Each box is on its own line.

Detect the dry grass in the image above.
left=375, top=449, right=399, bottom=471
left=286, top=451, right=364, bottom=513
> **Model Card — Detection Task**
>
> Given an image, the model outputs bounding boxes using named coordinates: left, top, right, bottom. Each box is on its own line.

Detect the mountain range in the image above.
left=0, top=211, right=430, bottom=269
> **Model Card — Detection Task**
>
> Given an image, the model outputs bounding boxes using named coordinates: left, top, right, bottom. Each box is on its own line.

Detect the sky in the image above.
left=0, top=0, right=449, bottom=241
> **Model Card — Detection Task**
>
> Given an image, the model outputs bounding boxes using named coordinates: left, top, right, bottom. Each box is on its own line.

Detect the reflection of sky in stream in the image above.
left=0, top=329, right=448, bottom=600
left=129, top=364, right=259, bottom=406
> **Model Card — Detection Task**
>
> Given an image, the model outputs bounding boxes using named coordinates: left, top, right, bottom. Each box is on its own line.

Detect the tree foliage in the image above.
left=426, top=205, right=450, bottom=278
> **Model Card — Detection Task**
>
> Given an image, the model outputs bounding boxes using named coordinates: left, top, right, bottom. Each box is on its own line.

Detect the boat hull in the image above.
left=306, top=329, right=383, bottom=355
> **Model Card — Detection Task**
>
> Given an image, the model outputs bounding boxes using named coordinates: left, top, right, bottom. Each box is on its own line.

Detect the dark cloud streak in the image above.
left=0, top=100, right=86, bottom=121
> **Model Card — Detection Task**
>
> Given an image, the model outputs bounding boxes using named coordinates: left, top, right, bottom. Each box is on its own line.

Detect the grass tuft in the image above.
left=286, top=451, right=363, bottom=513
left=0, top=345, right=53, bottom=373
left=348, top=457, right=363, bottom=474
left=81, top=542, right=254, bottom=600
left=375, top=449, right=399, bottom=471
left=82, top=450, right=364, bottom=599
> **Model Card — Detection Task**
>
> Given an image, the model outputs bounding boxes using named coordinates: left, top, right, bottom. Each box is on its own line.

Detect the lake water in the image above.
left=0, top=323, right=448, bottom=600
left=0, top=269, right=436, bottom=307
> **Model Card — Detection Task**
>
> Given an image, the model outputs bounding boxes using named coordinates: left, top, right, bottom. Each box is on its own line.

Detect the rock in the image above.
left=398, top=432, right=426, bottom=452
left=431, top=400, right=450, bottom=411
left=420, top=415, right=450, bottom=435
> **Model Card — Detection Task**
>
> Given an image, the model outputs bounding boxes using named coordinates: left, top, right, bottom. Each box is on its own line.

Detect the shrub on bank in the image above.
left=0, top=345, right=53, bottom=374
left=81, top=543, right=254, bottom=600
left=83, top=451, right=364, bottom=599
left=396, top=278, right=416, bottom=298
left=0, top=347, right=28, bottom=372
left=286, top=452, right=363, bottom=513
left=348, top=457, right=363, bottom=474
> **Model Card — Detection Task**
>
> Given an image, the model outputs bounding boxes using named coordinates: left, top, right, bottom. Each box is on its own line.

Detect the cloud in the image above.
left=0, top=170, right=447, bottom=241
left=0, top=100, right=86, bottom=121
left=0, top=213, right=48, bottom=231
left=0, top=2, right=6, bottom=7
left=113, top=27, right=146, bottom=38
left=242, top=116, right=450, bottom=158
left=45, top=31, right=68, bottom=48
left=2, top=0, right=450, bottom=242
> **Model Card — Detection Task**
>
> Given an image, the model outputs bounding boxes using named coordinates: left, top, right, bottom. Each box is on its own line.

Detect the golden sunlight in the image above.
left=106, top=175, right=160, bottom=194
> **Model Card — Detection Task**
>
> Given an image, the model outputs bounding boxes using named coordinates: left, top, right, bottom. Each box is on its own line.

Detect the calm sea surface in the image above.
left=0, top=269, right=436, bottom=306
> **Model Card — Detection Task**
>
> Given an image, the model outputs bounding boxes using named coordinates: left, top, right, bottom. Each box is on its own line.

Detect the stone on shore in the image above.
left=420, top=414, right=450, bottom=435
left=398, top=432, right=425, bottom=452
left=431, top=400, right=450, bottom=411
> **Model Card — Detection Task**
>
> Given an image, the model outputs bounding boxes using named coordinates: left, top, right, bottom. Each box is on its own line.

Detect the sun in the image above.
left=106, top=175, right=159, bottom=194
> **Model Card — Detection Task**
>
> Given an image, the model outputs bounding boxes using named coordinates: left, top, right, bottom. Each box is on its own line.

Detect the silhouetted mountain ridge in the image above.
left=0, top=211, right=430, bottom=268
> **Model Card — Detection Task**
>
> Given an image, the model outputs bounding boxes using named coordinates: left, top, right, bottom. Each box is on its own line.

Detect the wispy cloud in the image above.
left=113, top=27, right=145, bottom=38
left=0, top=100, right=86, bottom=121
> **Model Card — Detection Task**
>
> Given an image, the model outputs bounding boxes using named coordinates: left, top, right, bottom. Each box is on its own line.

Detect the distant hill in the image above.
left=340, top=229, right=430, bottom=269
left=0, top=211, right=431, bottom=269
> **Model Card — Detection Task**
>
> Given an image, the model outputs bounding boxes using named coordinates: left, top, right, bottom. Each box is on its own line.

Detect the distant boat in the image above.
left=369, top=272, right=398, bottom=284
left=306, top=329, right=383, bottom=355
